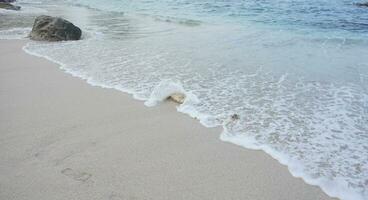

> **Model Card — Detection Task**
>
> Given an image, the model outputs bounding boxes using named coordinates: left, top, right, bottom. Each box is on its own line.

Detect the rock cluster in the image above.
left=0, top=0, right=20, bottom=11
left=29, top=15, right=82, bottom=41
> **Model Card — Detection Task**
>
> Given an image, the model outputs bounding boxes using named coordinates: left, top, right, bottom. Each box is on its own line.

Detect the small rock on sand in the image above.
left=231, top=114, right=240, bottom=121
left=167, top=93, right=186, bottom=104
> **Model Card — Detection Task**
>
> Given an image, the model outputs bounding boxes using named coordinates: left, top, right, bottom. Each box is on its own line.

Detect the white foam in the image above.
left=0, top=28, right=31, bottom=40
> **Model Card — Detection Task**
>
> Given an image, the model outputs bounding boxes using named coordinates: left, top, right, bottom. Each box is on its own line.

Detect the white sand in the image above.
left=0, top=39, right=335, bottom=200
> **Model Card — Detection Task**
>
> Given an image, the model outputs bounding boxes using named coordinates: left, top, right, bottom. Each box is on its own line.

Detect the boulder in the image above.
left=355, top=2, right=368, bottom=7
left=30, top=15, right=82, bottom=41
left=167, top=93, right=186, bottom=104
left=0, top=2, right=20, bottom=10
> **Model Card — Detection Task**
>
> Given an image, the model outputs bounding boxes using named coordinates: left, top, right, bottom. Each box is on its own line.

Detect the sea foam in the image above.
left=145, top=80, right=186, bottom=106
left=0, top=28, right=31, bottom=39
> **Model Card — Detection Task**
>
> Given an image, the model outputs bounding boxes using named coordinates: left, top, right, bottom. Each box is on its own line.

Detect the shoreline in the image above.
left=0, top=39, right=336, bottom=200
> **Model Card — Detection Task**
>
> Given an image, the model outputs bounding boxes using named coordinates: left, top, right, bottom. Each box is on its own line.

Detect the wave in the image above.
left=0, top=28, right=31, bottom=39
left=152, top=16, right=202, bottom=27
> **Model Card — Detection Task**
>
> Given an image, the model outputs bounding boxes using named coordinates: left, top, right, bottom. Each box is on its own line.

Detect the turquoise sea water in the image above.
left=73, top=0, right=368, bottom=34
left=1, top=1, right=367, bottom=199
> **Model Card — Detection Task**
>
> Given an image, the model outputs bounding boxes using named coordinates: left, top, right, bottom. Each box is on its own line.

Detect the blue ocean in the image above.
left=1, top=0, right=367, bottom=199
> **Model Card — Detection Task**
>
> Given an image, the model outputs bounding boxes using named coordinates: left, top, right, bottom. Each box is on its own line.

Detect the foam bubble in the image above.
left=145, top=80, right=186, bottom=106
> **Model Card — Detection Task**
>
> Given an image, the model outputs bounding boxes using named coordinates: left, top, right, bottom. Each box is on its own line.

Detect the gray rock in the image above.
left=0, top=2, right=20, bottom=10
left=30, top=15, right=82, bottom=41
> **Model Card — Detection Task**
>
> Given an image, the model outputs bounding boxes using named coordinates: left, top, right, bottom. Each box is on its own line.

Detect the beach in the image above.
left=0, top=39, right=336, bottom=199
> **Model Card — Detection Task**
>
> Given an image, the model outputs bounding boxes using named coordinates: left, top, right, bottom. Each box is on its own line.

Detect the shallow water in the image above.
left=1, top=1, right=368, bottom=199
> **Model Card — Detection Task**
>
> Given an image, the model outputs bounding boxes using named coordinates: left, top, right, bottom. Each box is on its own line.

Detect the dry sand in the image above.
left=0, top=39, right=335, bottom=200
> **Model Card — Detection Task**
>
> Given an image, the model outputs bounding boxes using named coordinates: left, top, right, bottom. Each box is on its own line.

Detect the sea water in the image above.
left=1, top=0, right=367, bottom=199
